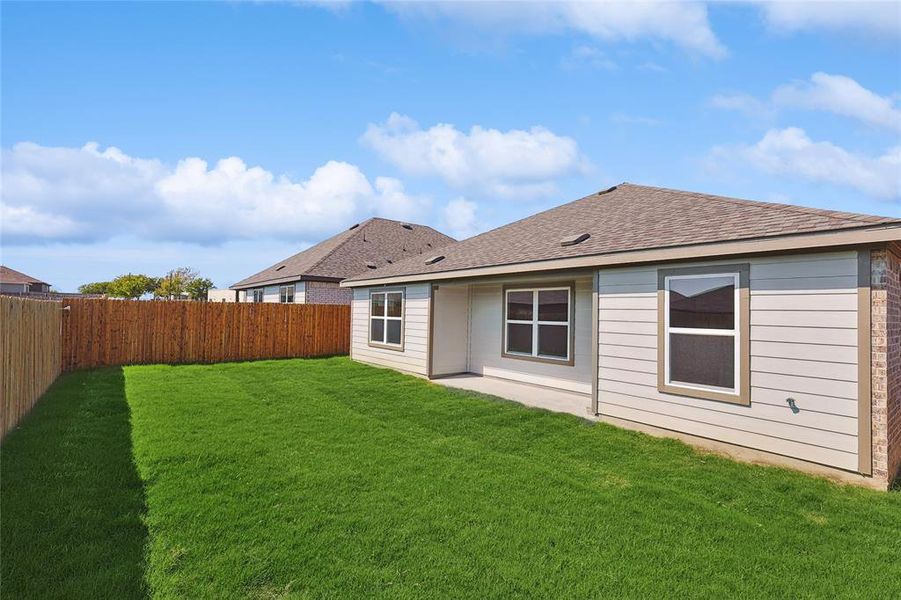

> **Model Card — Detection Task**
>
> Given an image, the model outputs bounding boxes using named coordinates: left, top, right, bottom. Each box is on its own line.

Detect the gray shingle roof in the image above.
left=345, top=183, right=900, bottom=282
left=231, top=218, right=455, bottom=289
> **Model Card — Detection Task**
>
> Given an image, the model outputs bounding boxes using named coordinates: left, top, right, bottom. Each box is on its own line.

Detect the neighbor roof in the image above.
left=0, top=265, right=49, bottom=286
left=231, top=217, right=455, bottom=289
left=344, top=183, right=901, bottom=285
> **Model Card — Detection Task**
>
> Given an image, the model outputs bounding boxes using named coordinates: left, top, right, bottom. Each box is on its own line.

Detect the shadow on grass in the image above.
left=1, top=367, right=148, bottom=599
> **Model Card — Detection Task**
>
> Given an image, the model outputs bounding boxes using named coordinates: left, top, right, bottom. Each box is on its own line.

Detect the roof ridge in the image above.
left=303, top=218, right=380, bottom=276
left=619, top=183, right=894, bottom=224
left=303, top=217, right=452, bottom=278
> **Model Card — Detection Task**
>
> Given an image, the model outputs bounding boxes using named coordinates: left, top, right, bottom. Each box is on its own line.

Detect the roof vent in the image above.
left=560, top=233, right=590, bottom=247
left=349, top=223, right=360, bottom=230
left=386, top=258, right=393, bottom=264
left=425, top=255, right=445, bottom=265
left=365, top=262, right=377, bottom=269
left=275, top=265, right=286, bottom=271
left=598, top=185, right=618, bottom=195
left=401, top=223, right=413, bottom=230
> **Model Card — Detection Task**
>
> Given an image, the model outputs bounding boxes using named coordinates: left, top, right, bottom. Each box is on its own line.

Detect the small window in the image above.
left=658, top=265, right=749, bottom=405
left=279, top=285, right=295, bottom=303
left=503, top=284, right=573, bottom=364
left=369, top=289, right=404, bottom=349
left=252, top=289, right=264, bottom=303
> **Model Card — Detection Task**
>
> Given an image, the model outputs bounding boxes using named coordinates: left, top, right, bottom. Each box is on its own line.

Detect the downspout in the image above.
left=589, top=270, right=600, bottom=416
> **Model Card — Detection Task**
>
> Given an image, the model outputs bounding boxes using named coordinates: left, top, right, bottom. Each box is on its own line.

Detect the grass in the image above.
left=2, top=357, right=900, bottom=598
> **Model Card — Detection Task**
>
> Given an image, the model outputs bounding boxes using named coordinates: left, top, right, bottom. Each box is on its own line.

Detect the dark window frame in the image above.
left=368, top=287, right=405, bottom=351
left=657, top=264, right=750, bottom=406
left=501, top=281, right=576, bottom=366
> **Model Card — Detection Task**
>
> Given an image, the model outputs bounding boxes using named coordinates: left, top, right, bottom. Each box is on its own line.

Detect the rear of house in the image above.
left=342, top=184, right=901, bottom=488
left=231, top=217, right=454, bottom=305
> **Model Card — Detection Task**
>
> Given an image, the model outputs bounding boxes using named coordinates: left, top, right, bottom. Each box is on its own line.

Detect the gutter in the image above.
left=230, top=274, right=343, bottom=291
left=340, top=222, right=901, bottom=288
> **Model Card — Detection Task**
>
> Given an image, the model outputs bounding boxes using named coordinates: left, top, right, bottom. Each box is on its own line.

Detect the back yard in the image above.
left=2, top=357, right=899, bottom=598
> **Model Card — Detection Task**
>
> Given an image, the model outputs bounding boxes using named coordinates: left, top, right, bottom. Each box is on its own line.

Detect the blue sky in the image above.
left=2, top=1, right=899, bottom=291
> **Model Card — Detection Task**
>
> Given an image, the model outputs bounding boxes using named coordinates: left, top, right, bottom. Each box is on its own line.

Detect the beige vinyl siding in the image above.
left=351, top=283, right=430, bottom=376
left=431, top=285, right=469, bottom=376
left=597, top=250, right=860, bottom=471
left=468, top=277, right=593, bottom=395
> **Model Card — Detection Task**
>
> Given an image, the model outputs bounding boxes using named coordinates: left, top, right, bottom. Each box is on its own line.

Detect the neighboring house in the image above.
left=342, top=184, right=901, bottom=488
left=207, top=288, right=238, bottom=303
left=231, top=218, right=455, bottom=305
left=0, top=266, right=51, bottom=294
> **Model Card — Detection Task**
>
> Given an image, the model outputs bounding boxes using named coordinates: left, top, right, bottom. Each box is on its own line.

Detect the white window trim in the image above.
left=663, top=272, right=740, bottom=397
left=252, top=289, right=264, bottom=303
left=279, top=284, right=295, bottom=303
left=503, top=286, right=572, bottom=362
left=369, top=289, right=404, bottom=350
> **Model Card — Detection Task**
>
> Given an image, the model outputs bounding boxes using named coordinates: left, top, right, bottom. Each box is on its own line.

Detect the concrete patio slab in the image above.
left=432, top=374, right=592, bottom=419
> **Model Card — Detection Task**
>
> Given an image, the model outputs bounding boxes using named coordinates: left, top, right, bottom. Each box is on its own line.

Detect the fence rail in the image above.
left=2, top=298, right=351, bottom=439
left=61, top=299, right=351, bottom=371
left=1, top=296, right=62, bottom=438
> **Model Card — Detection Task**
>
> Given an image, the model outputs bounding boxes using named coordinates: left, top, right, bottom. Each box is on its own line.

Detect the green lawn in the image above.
left=2, top=358, right=900, bottom=598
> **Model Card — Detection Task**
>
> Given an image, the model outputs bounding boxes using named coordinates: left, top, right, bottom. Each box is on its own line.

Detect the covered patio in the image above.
left=433, top=373, right=592, bottom=418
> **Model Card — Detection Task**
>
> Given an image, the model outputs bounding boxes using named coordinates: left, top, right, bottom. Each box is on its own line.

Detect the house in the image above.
left=231, top=218, right=455, bottom=305
left=207, top=288, right=238, bottom=303
left=341, top=184, right=901, bottom=488
left=0, top=266, right=51, bottom=295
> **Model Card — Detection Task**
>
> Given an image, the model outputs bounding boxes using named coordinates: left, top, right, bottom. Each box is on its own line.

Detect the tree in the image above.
left=185, top=277, right=214, bottom=301
left=78, top=281, right=110, bottom=295
left=108, top=273, right=158, bottom=299
left=154, top=267, right=199, bottom=300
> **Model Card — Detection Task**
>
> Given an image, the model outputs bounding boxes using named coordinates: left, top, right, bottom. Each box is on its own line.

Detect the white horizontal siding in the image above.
left=597, top=250, right=860, bottom=471
left=351, top=284, right=430, bottom=376
left=468, top=277, right=593, bottom=395
left=239, top=281, right=305, bottom=303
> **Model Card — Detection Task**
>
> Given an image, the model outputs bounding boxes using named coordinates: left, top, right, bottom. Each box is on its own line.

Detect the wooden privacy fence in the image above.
left=61, top=299, right=351, bottom=371
left=1, top=296, right=62, bottom=438
left=1, top=298, right=351, bottom=438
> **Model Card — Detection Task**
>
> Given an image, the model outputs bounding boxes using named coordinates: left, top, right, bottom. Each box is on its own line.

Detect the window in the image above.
left=658, top=265, right=750, bottom=405
left=503, top=284, right=573, bottom=364
left=369, top=289, right=403, bottom=349
left=252, top=289, right=264, bottom=303
left=279, top=285, right=295, bottom=303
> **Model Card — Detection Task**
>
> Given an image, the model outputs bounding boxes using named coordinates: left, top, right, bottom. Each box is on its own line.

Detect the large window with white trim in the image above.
left=252, top=289, right=264, bottom=303
left=369, top=289, right=404, bottom=348
left=659, top=265, right=749, bottom=405
left=503, top=284, right=573, bottom=363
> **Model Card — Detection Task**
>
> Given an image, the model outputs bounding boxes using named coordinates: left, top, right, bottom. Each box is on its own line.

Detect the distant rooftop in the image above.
left=231, top=217, right=455, bottom=289
left=0, top=265, right=50, bottom=286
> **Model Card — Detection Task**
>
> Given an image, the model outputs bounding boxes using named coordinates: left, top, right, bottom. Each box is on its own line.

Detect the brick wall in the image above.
left=871, top=243, right=901, bottom=485
left=305, top=280, right=353, bottom=305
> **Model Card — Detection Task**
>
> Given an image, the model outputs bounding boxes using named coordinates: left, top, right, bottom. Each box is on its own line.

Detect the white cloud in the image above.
left=772, top=72, right=901, bottom=132
left=361, top=113, right=589, bottom=197
left=442, top=197, right=481, bottom=239
left=709, top=93, right=774, bottom=119
left=381, top=1, right=727, bottom=58
left=1, top=141, right=427, bottom=245
left=712, top=127, right=901, bottom=199
left=757, top=1, right=901, bottom=38
left=561, top=45, right=618, bottom=70
left=711, top=72, right=900, bottom=131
